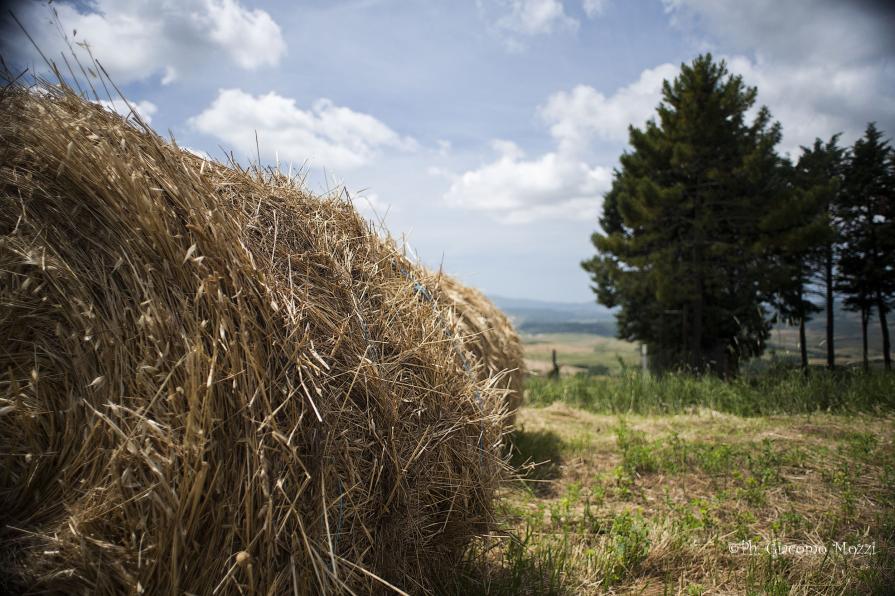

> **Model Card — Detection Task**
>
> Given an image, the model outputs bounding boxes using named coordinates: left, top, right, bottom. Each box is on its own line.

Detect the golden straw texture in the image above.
left=0, top=83, right=507, bottom=594
left=432, top=275, right=525, bottom=426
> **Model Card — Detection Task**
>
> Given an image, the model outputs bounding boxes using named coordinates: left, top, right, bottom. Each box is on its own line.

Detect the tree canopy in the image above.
left=584, top=55, right=789, bottom=374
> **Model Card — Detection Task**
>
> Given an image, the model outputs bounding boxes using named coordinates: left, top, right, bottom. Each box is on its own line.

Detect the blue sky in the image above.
left=5, top=0, right=895, bottom=301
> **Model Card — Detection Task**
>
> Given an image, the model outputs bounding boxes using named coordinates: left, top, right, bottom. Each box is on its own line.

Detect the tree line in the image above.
left=582, top=54, right=894, bottom=375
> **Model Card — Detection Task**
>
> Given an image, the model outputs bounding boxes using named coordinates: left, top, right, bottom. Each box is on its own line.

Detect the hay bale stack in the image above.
left=431, top=275, right=525, bottom=425
left=0, top=83, right=506, bottom=594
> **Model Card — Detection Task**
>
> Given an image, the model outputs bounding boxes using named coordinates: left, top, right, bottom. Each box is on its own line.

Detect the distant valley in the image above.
left=492, top=294, right=895, bottom=367
left=488, top=295, right=617, bottom=335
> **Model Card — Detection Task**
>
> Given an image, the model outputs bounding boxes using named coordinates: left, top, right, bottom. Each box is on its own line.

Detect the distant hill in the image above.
left=490, top=294, right=893, bottom=363
left=488, top=295, right=616, bottom=335
left=769, top=306, right=894, bottom=363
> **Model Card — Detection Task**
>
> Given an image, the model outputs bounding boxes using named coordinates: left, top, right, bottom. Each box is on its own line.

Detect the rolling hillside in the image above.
left=492, top=295, right=895, bottom=372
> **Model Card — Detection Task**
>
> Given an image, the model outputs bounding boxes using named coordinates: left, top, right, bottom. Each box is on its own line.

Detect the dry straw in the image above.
left=0, top=78, right=510, bottom=594
left=431, top=275, right=526, bottom=426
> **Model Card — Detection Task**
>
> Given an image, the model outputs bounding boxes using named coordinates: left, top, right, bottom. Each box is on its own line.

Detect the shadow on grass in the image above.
left=439, top=428, right=575, bottom=596
left=509, top=429, right=564, bottom=496
left=440, top=533, right=575, bottom=596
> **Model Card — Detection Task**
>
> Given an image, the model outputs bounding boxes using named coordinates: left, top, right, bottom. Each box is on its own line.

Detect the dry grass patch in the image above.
left=451, top=405, right=895, bottom=594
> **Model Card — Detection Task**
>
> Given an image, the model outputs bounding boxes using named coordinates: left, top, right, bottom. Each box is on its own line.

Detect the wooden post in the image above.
left=549, top=349, right=560, bottom=380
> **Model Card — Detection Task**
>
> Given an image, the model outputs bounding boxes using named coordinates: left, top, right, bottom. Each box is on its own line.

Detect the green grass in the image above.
left=525, top=368, right=895, bottom=416
left=521, top=324, right=894, bottom=377
left=447, top=371, right=895, bottom=594
left=521, top=332, right=640, bottom=375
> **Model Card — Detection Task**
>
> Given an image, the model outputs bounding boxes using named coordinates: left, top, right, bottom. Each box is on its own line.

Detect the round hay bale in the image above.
left=0, top=83, right=506, bottom=594
left=431, top=275, right=525, bottom=426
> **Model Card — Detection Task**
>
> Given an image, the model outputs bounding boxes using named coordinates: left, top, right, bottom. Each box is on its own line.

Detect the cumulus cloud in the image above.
left=496, top=0, right=578, bottom=35
left=426, top=165, right=453, bottom=179
left=480, top=0, right=612, bottom=46
left=724, top=55, right=895, bottom=157
left=190, top=89, right=417, bottom=170
left=445, top=63, right=671, bottom=223
left=444, top=140, right=611, bottom=224
left=663, top=0, right=895, bottom=64
left=582, top=0, right=609, bottom=18
left=540, top=63, right=677, bottom=151
left=479, top=0, right=578, bottom=50
left=456, top=0, right=895, bottom=224
left=204, top=0, right=285, bottom=69
left=4, top=0, right=286, bottom=84
left=436, top=139, right=452, bottom=156
left=663, top=0, right=895, bottom=154
left=96, top=98, right=158, bottom=124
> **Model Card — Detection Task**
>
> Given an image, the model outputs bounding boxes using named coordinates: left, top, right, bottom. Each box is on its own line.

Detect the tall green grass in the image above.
left=525, top=369, right=895, bottom=416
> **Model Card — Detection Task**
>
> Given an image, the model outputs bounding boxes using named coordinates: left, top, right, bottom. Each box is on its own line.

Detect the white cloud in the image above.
left=490, top=139, right=526, bottom=160
left=161, top=66, right=178, bottom=86
left=96, top=98, right=158, bottom=124
left=190, top=89, right=416, bottom=170
left=445, top=63, right=677, bottom=224
left=6, top=0, right=286, bottom=84
left=479, top=0, right=578, bottom=50
left=540, top=63, right=676, bottom=151
left=426, top=165, right=453, bottom=179
left=582, top=0, right=609, bottom=18
left=444, top=141, right=610, bottom=224
left=663, top=0, right=894, bottom=65
left=723, top=55, right=895, bottom=157
left=496, top=0, right=578, bottom=35
left=454, top=0, right=895, bottom=226
left=204, top=0, right=285, bottom=69
left=663, top=0, right=895, bottom=153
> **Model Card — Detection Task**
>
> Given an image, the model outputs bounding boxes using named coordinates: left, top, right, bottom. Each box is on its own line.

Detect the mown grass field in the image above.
left=521, top=333, right=640, bottom=376
left=521, top=313, right=895, bottom=376
left=448, top=372, right=895, bottom=595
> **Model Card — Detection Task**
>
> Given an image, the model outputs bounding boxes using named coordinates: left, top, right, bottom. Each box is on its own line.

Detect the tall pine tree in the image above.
left=759, top=155, right=829, bottom=373
left=760, top=137, right=845, bottom=372
left=838, top=124, right=894, bottom=370
left=794, top=136, right=847, bottom=370
left=583, top=55, right=786, bottom=375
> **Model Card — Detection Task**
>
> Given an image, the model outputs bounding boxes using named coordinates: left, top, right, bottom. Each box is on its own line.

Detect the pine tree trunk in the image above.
left=691, top=181, right=705, bottom=373
left=798, top=281, right=808, bottom=373
left=877, top=293, right=891, bottom=370
left=825, top=247, right=835, bottom=369
left=799, top=315, right=808, bottom=374
left=693, top=280, right=704, bottom=373
left=861, top=307, right=870, bottom=372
